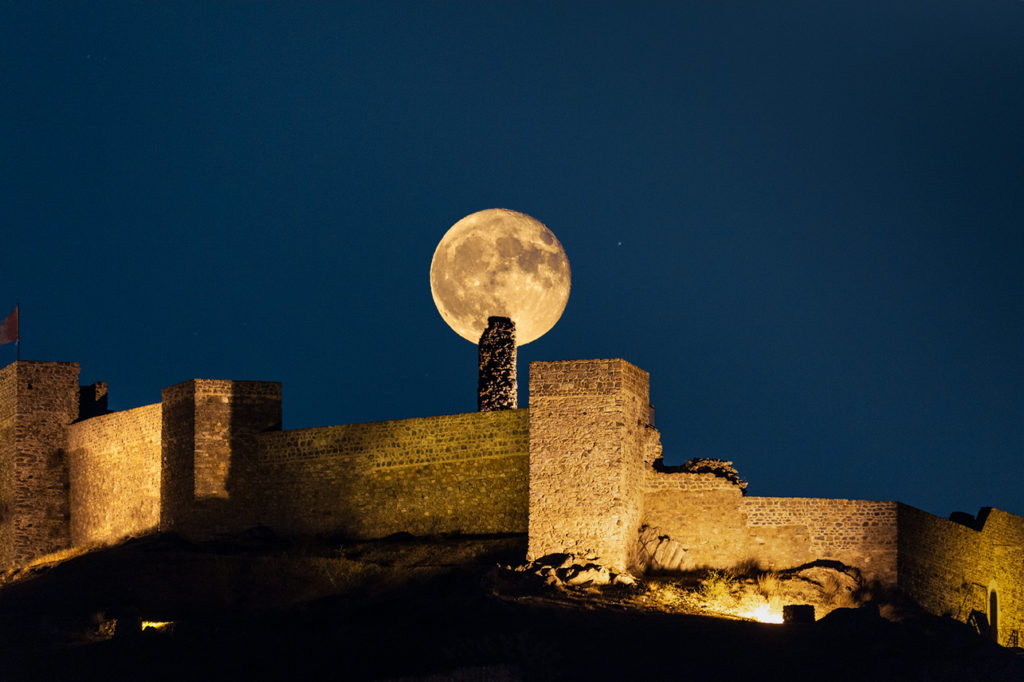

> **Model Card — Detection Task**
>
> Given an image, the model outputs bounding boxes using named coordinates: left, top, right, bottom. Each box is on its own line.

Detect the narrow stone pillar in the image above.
left=478, top=316, right=517, bottom=411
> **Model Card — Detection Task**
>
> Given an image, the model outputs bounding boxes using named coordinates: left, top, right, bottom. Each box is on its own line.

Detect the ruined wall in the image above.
left=898, top=505, right=1024, bottom=647
left=478, top=316, right=517, bottom=411
left=161, top=379, right=282, bottom=536
left=528, top=359, right=654, bottom=573
left=643, top=470, right=898, bottom=582
left=0, top=362, right=78, bottom=569
left=66, top=403, right=162, bottom=546
left=250, top=409, right=528, bottom=538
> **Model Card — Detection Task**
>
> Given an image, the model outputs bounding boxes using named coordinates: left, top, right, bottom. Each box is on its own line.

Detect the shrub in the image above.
left=755, top=571, right=782, bottom=601
left=820, top=573, right=854, bottom=607
left=698, top=569, right=736, bottom=605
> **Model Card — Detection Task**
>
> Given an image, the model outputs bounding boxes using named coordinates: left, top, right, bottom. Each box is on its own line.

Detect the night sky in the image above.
left=2, top=2, right=1022, bottom=518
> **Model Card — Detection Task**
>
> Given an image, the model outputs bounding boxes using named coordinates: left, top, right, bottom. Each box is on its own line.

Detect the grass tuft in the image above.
left=698, top=569, right=736, bottom=604
left=755, top=571, right=782, bottom=601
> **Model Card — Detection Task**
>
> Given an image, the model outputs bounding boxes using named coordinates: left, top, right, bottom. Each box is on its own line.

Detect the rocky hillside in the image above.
left=0, top=531, right=1020, bottom=681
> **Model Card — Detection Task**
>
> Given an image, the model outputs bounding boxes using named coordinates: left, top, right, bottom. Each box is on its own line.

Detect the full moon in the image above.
left=430, top=209, right=571, bottom=346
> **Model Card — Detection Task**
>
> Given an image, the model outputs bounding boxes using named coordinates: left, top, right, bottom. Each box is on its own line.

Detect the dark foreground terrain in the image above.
left=0, top=532, right=1020, bottom=681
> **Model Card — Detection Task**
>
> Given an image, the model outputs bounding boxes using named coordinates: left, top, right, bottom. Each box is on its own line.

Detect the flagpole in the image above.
left=15, top=302, right=19, bottom=362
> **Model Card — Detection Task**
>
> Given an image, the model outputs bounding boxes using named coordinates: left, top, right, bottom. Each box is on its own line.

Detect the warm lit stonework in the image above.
left=1, top=358, right=1021, bottom=646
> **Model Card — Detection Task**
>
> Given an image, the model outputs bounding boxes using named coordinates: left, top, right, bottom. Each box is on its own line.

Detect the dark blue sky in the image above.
left=2, top=1, right=1021, bottom=518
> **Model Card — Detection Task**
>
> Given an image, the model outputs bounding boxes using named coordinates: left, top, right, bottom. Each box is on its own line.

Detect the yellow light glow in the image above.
left=141, top=620, right=174, bottom=632
left=740, top=603, right=784, bottom=624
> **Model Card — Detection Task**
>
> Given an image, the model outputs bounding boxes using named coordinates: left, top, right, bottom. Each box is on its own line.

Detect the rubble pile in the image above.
left=506, top=553, right=636, bottom=588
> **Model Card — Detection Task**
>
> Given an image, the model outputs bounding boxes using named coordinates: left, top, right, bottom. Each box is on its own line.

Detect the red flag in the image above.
left=0, top=306, right=18, bottom=346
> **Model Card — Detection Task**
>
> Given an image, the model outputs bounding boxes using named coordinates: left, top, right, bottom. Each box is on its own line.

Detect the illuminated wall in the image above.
left=2, top=357, right=1023, bottom=647
left=528, top=359, right=655, bottom=573
left=898, top=505, right=1024, bottom=647
left=66, top=403, right=162, bottom=546
left=526, top=359, right=900, bottom=581
left=161, top=379, right=282, bottom=536
left=0, top=362, right=78, bottom=569
left=644, top=474, right=898, bottom=582
left=248, top=409, right=529, bottom=537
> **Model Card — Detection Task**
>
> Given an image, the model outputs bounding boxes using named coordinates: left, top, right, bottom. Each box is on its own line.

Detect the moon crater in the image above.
left=430, top=208, right=571, bottom=346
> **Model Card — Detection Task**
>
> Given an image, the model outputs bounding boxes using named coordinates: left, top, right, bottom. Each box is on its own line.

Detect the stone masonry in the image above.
left=0, top=356, right=1021, bottom=644
left=66, top=402, right=162, bottom=546
left=478, top=316, right=517, bottom=411
left=160, top=379, right=282, bottom=536
left=0, top=362, right=79, bottom=569
left=528, top=359, right=653, bottom=573
left=898, top=505, right=1024, bottom=647
left=252, top=408, right=528, bottom=537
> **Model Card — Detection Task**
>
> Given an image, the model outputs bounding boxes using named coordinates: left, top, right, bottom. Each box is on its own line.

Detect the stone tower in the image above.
left=0, top=362, right=79, bottom=569
left=160, top=379, right=282, bottom=536
left=478, top=316, right=517, bottom=411
left=527, top=359, right=654, bottom=573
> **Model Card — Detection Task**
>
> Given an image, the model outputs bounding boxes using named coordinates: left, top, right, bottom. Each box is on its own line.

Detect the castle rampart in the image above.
left=0, top=357, right=1020, bottom=644
left=66, top=402, right=162, bottom=546
left=250, top=408, right=529, bottom=537
left=643, top=486, right=897, bottom=582
left=160, top=379, right=282, bottom=536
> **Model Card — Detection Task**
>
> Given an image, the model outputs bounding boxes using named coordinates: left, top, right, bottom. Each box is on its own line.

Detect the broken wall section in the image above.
left=643, top=464, right=898, bottom=582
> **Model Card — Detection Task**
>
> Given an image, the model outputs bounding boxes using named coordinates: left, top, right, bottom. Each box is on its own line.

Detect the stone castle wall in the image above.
left=0, top=362, right=78, bottom=569
left=528, top=359, right=653, bottom=573
left=898, top=505, right=1024, bottom=647
left=2, top=358, right=1023, bottom=646
left=65, top=403, right=162, bottom=546
left=743, top=497, right=898, bottom=581
left=0, top=364, right=16, bottom=567
left=643, top=470, right=898, bottom=581
left=249, top=408, right=529, bottom=537
left=161, top=379, right=282, bottom=536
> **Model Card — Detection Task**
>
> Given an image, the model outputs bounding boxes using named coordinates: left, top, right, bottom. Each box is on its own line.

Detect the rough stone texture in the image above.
left=160, top=379, right=282, bottom=536
left=528, top=359, right=655, bottom=573
left=478, top=316, right=517, bottom=411
left=637, top=524, right=687, bottom=572
left=644, top=468, right=741, bottom=492
left=744, top=497, right=897, bottom=583
left=251, top=408, right=529, bottom=537
left=898, top=504, right=1024, bottom=647
left=643, top=484, right=898, bottom=582
left=66, top=403, right=162, bottom=546
left=0, top=362, right=78, bottom=569
left=3, top=356, right=1024, bottom=648
left=657, top=457, right=748, bottom=492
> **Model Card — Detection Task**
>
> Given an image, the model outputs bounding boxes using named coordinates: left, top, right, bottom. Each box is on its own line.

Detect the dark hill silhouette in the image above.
left=0, top=531, right=1020, bottom=681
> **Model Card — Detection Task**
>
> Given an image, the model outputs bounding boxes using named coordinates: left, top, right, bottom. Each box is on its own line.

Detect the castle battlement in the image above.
left=1, top=358, right=1021, bottom=646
